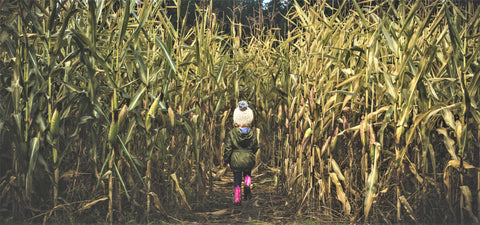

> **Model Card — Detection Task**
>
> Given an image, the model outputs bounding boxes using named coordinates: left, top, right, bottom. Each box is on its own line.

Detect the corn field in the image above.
left=1, top=0, right=480, bottom=223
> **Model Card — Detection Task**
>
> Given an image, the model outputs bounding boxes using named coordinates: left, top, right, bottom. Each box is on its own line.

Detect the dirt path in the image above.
left=182, top=164, right=296, bottom=224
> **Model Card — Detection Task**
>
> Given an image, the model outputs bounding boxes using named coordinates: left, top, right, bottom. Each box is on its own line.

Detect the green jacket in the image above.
left=224, top=128, right=258, bottom=172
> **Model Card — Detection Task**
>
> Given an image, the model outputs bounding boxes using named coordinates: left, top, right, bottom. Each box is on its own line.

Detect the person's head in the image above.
left=233, top=100, right=253, bottom=127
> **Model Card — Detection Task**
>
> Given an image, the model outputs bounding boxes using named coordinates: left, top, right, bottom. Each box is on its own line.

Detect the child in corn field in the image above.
left=223, top=101, right=259, bottom=205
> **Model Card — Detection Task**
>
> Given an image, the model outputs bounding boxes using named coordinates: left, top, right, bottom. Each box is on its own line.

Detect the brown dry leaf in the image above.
left=366, top=106, right=391, bottom=121
left=441, top=109, right=456, bottom=130
left=455, top=120, right=463, bottom=143
left=213, top=167, right=227, bottom=180
left=368, top=124, right=376, bottom=149
left=342, top=94, right=353, bottom=110
left=277, top=106, right=283, bottom=123
left=443, top=167, right=452, bottom=194
left=288, top=97, right=297, bottom=119
left=0, top=176, right=15, bottom=199
left=360, top=119, right=366, bottom=146
left=168, top=106, right=175, bottom=127
left=445, top=159, right=476, bottom=170
left=320, top=136, right=331, bottom=158
left=220, top=110, right=228, bottom=141
left=60, top=170, right=75, bottom=181
left=330, top=173, right=351, bottom=215
left=77, top=197, right=108, bottom=212
left=330, top=158, right=345, bottom=181
left=209, top=208, right=230, bottom=215
left=317, top=178, right=326, bottom=201
left=399, top=195, right=417, bottom=222
left=460, top=186, right=472, bottom=211
left=149, top=192, right=167, bottom=214
left=459, top=185, right=479, bottom=223
left=315, top=146, right=321, bottom=165
left=325, top=95, right=336, bottom=111
left=395, top=123, right=404, bottom=145
left=171, top=173, right=192, bottom=211
left=298, top=105, right=305, bottom=119
left=442, top=159, right=476, bottom=198
left=408, top=161, right=423, bottom=183
left=437, top=128, right=457, bottom=160
left=297, top=187, right=312, bottom=215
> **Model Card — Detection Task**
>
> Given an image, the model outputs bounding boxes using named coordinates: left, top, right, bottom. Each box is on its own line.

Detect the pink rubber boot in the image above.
left=234, top=186, right=241, bottom=205
left=244, top=175, right=251, bottom=200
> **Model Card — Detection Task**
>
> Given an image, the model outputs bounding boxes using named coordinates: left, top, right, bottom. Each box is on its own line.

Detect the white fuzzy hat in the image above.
left=233, top=101, right=253, bottom=126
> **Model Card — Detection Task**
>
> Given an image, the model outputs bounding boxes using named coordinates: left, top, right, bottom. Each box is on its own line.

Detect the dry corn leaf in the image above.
left=168, top=106, right=175, bottom=127
left=209, top=208, right=230, bottom=215
left=330, top=173, right=351, bottom=215
left=445, top=159, right=476, bottom=170
left=149, top=192, right=167, bottom=214
left=330, top=158, right=345, bottom=181
left=320, top=136, right=331, bottom=158
left=408, top=162, right=424, bottom=183
left=288, top=97, right=297, bottom=119
left=441, top=109, right=456, bottom=130
left=443, top=160, right=476, bottom=193
left=399, top=195, right=417, bottom=222
left=171, top=173, right=191, bottom=211
left=78, top=197, right=108, bottom=212
left=437, top=128, right=457, bottom=160
left=360, top=119, right=366, bottom=147
left=366, top=106, right=391, bottom=121
left=297, top=187, right=312, bottom=215
left=324, top=95, right=336, bottom=112
left=369, top=124, right=376, bottom=149
left=317, top=178, right=326, bottom=201
left=459, top=185, right=479, bottom=223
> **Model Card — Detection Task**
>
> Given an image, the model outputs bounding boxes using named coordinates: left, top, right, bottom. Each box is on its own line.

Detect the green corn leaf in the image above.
left=118, top=136, right=146, bottom=190
left=125, top=120, right=137, bottom=144
left=352, top=0, right=368, bottom=27
left=155, top=37, right=177, bottom=74
left=381, top=22, right=399, bottom=56
left=364, top=143, right=380, bottom=220
left=399, top=0, right=421, bottom=36
left=119, top=0, right=132, bottom=48
left=114, top=161, right=130, bottom=200
left=95, top=151, right=111, bottom=189
left=128, top=86, right=146, bottom=112
left=26, top=135, right=40, bottom=197
left=88, top=0, right=97, bottom=49
left=133, top=49, right=148, bottom=85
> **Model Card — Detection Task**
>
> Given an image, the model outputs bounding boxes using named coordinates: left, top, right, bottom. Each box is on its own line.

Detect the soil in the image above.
left=177, top=164, right=346, bottom=224
left=178, top=164, right=294, bottom=224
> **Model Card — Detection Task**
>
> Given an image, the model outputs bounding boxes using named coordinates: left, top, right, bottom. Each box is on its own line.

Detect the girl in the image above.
left=224, top=101, right=259, bottom=205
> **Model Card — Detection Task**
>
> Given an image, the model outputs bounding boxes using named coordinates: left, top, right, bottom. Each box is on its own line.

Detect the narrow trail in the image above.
left=182, top=164, right=296, bottom=224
